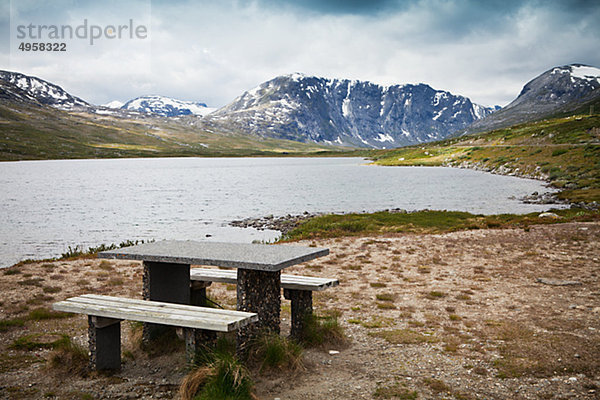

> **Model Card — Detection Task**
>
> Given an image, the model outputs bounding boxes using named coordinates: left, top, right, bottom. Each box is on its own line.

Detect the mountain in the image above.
left=104, top=100, right=124, bottom=109
left=0, top=70, right=90, bottom=110
left=464, top=64, right=600, bottom=134
left=203, top=73, right=494, bottom=148
left=121, top=95, right=216, bottom=117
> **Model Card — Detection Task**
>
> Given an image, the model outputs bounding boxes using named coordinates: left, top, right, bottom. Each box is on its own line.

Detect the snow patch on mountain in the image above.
left=121, top=95, right=216, bottom=117
left=104, top=100, right=124, bottom=109
left=570, top=65, right=600, bottom=83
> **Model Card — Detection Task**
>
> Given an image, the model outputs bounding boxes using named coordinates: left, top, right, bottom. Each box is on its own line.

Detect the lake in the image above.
left=0, top=157, right=560, bottom=267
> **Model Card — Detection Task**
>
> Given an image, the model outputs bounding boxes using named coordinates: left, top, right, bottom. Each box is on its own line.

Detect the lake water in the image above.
left=0, top=157, right=559, bottom=268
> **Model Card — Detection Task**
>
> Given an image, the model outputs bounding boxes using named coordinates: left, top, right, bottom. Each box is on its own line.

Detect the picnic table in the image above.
left=98, top=240, right=329, bottom=351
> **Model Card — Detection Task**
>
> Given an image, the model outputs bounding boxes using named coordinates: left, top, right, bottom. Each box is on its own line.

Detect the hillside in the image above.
left=372, top=114, right=600, bottom=203
left=464, top=64, right=600, bottom=135
left=0, top=101, right=348, bottom=161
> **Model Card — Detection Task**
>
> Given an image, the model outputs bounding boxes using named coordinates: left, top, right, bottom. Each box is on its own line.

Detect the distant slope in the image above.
left=204, top=73, right=494, bottom=148
left=372, top=114, right=600, bottom=203
left=0, top=100, right=347, bottom=160
left=464, top=64, right=600, bottom=134
left=121, top=95, right=216, bottom=117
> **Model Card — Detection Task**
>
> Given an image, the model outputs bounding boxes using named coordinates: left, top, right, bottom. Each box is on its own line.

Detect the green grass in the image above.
left=370, top=329, right=438, bottom=345
left=27, top=307, right=73, bottom=321
left=9, top=239, right=151, bottom=267
left=180, top=353, right=255, bottom=400
left=11, top=333, right=71, bottom=351
left=280, top=208, right=599, bottom=240
left=374, top=383, right=419, bottom=399
left=46, top=336, right=89, bottom=376
left=0, top=317, right=26, bottom=332
left=300, top=312, right=348, bottom=348
left=0, top=307, right=73, bottom=332
left=371, top=114, right=600, bottom=203
left=249, top=333, right=303, bottom=372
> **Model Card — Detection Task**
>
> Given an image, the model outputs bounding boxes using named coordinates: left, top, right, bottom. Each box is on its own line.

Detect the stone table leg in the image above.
left=236, top=268, right=281, bottom=358
left=142, top=261, right=190, bottom=344
left=283, top=288, right=313, bottom=341
left=186, top=281, right=217, bottom=364
left=88, top=316, right=121, bottom=371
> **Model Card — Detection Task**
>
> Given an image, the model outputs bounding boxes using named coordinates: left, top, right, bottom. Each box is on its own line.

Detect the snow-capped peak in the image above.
left=103, top=100, right=124, bottom=109
left=0, top=70, right=89, bottom=110
left=121, top=95, right=216, bottom=117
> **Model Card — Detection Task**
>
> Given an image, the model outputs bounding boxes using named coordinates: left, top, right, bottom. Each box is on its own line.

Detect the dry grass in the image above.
left=179, top=367, right=212, bottom=400
left=479, top=321, right=600, bottom=378
left=371, top=329, right=438, bottom=345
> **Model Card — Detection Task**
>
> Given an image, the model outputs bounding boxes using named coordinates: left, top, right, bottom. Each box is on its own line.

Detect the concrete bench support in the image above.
left=189, top=281, right=217, bottom=349
left=190, top=268, right=339, bottom=342
left=236, top=269, right=281, bottom=357
left=283, top=288, right=313, bottom=340
left=88, top=316, right=121, bottom=370
left=142, top=261, right=191, bottom=343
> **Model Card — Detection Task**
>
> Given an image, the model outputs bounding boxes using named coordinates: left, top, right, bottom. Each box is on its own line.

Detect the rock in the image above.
left=537, top=278, right=581, bottom=286
left=538, top=212, right=560, bottom=219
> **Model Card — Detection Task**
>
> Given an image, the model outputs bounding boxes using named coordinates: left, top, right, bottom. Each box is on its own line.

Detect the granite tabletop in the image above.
left=98, top=240, right=329, bottom=272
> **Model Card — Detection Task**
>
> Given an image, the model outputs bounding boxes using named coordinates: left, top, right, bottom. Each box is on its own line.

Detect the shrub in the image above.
left=551, top=148, right=568, bottom=157
left=0, top=317, right=25, bottom=332
left=11, top=333, right=71, bottom=351
left=376, top=293, right=395, bottom=302
left=3, top=268, right=22, bottom=275
left=300, top=313, right=348, bottom=348
left=180, top=354, right=255, bottom=400
left=371, top=329, right=437, bottom=345
left=250, top=333, right=303, bottom=372
left=28, top=308, right=72, bottom=321
left=47, top=336, right=88, bottom=376
left=375, top=383, right=418, bottom=399
left=140, top=327, right=184, bottom=357
left=426, top=291, right=446, bottom=299
left=42, top=286, right=61, bottom=294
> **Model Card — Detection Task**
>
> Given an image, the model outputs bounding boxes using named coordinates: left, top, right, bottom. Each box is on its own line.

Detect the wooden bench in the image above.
left=190, top=268, right=339, bottom=339
left=53, top=294, right=257, bottom=370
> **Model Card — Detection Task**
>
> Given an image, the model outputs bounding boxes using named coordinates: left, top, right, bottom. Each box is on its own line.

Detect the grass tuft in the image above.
left=300, top=313, right=348, bottom=348
left=47, top=336, right=88, bottom=376
left=28, top=307, right=73, bottom=321
left=375, top=383, right=419, bottom=399
left=180, top=353, right=255, bottom=400
left=250, top=333, right=303, bottom=372
left=371, top=329, right=438, bottom=345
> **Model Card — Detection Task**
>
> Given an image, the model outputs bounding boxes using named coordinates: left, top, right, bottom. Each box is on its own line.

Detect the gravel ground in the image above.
left=0, top=222, right=599, bottom=399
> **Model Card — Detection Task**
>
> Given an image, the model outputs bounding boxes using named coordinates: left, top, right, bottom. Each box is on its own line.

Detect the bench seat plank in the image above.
left=190, top=268, right=339, bottom=291
left=53, top=294, right=257, bottom=332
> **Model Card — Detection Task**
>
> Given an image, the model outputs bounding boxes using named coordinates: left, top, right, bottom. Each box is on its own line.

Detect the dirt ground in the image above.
left=0, top=222, right=599, bottom=399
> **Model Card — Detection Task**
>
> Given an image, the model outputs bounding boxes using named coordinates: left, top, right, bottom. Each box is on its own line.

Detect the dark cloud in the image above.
left=256, top=0, right=406, bottom=15
left=3, top=0, right=599, bottom=107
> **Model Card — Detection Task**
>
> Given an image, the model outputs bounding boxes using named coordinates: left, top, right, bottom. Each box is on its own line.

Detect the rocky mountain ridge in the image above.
left=119, top=95, right=216, bottom=117
left=464, top=64, right=600, bottom=134
left=204, top=73, right=495, bottom=148
left=0, top=70, right=90, bottom=110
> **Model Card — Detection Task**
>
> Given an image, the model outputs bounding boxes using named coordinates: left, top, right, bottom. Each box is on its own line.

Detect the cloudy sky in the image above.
left=1, top=0, right=599, bottom=108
